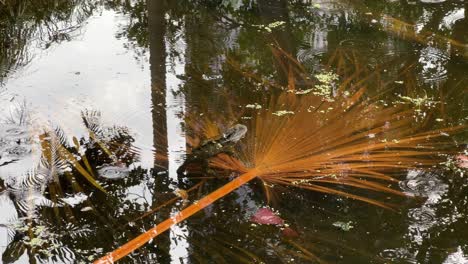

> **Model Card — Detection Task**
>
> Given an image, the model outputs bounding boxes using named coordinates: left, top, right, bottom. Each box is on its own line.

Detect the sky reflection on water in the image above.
left=0, top=0, right=467, bottom=263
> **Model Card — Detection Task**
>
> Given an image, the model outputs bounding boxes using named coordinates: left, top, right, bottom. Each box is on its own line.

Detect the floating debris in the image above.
left=273, top=110, right=295, bottom=116
left=253, top=21, right=286, bottom=32
left=245, top=103, right=262, bottom=109
left=315, top=71, right=339, bottom=84
left=12, top=222, right=60, bottom=257
left=81, top=206, right=93, bottom=212
left=293, top=88, right=313, bottom=95
left=201, top=74, right=222, bottom=81
left=333, top=221, right=354, bottom=231
left=60, top=193, right=89, bottom=207
left=397, top=94, right=438, bottom=108
left=441, top=157, right=466, bottom=177
left=311, top=71, right=339, bottom=101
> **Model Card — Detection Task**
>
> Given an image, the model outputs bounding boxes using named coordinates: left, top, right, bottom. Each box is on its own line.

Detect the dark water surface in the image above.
left=0, top=0, right=467, bottom=263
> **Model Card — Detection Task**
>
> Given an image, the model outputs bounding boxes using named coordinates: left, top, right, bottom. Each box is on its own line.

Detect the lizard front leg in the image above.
left=202, top=159, right=218, bottom=176
left=220, top=146, right=240, bottom=160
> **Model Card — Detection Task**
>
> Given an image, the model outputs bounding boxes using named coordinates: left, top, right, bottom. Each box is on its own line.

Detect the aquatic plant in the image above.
left=0, top=107, right=147, bottom=263
left=40, top=127, right=106, bottom=193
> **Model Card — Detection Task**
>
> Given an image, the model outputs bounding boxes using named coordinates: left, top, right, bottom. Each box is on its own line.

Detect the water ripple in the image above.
left=2, top=126, right=29, bottom=141
left=399, top=170, right=447, bottom=204
left=0, top=125, right=33, bottom=164
left=418, top=46, right=449, bottom=83
left=98, top=165, right=130, bottom=180
left=380, top=248, right=417, bottom=263
left=408, top=207, right=436, bottom=224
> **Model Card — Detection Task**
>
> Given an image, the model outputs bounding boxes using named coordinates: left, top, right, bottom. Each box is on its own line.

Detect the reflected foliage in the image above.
left=104, top=0, right=149, bottom=59
left=0, top=0, right=96, bottom=84
left=0, top=0, right=467, bottom=263
left=0, top=107, right=143, bottom=263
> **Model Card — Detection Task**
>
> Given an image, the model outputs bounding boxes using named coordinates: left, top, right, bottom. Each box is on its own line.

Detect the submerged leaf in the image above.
left=251, top=208, right=284, bottom=226
left=281, top=227, right=299, bottom=238
left=456, top=154, right=468, bottom=169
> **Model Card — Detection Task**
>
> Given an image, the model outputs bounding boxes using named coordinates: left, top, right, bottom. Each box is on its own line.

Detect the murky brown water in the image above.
left=0, top=0, right=467, bottom=263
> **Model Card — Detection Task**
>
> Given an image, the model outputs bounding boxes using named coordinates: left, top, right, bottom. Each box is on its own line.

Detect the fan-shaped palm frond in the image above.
left=96, top=46, right=464, bottom=262
left=208, top=89, right=461, bottom=207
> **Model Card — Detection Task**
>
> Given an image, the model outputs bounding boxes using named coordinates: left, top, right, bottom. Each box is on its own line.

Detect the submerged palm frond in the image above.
left=210, top=89, right=460, bottom=207
left=96, top=46, right=464, bottom=262
left=221, top=47, right=460, bottom=204
left=207, top=46, right=461, bottom=207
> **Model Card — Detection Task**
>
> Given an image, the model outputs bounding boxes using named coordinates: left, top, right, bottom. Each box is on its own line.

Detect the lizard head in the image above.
left=222, top=124, right=247, bottom=143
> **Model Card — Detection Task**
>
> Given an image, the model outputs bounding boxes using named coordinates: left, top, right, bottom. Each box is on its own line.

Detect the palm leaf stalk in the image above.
left=94, top=168, right=260, bottom=264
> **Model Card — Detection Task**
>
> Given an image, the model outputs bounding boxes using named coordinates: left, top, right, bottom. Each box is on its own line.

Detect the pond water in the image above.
left=0, top=0, right=467, bottom=263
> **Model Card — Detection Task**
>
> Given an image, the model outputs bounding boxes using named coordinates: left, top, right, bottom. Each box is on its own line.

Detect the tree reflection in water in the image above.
left=0, top=0, right=467, bottom=263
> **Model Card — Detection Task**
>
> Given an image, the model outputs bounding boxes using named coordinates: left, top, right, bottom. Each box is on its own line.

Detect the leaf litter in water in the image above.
left=60, top=192, right=89, bottom=207
left=251, top=208, right=300, bottom=238
left=250, top=207, right=284, bottom=225
left=333, top=221, right=354, bottom=231
left=281, top=227, right=299, bottom=238
left=245, top=103, right=262, bottom=109
left=456, top=154, right=468, bottom=169
left=272, top=110, right=294, bottom=116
